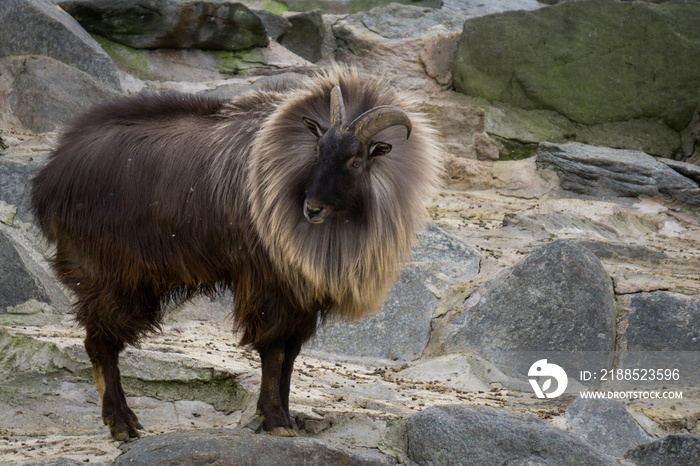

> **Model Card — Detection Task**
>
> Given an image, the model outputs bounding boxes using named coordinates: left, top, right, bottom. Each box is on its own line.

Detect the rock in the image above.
left=279, top=10, right=324, bottom=62
left=333, top=4, right=466, bottom=90
left=453, top=0, right=700, bottom=131
left=0, top=230, right=50, bottom=313
left=406, top=405, right=617, bottom=466
left=311, top=264, right=437, bottom=361
left=252, top=9, right=291, bottom=41
left=417, top=98, right=488, bottom=159
left=619, top=292, right=700, bottom=387
left=0, top=56, right=120, bottom=134
left=624, top=435, right=700, bottom=466
left=310, top=225, right=480, bottom=361
left=410, top=223, right=482, bottom=286
left=0, top=0, right=121, bottom=90
left=0, top=201, right=17, bottom=226
left=564, top=398, right=653, bottom=458
left=114, top=428, right=397, bottom=465
left=281, top=0, right=442, bottom=14
left=659, top=158, right=700, bottom=186
left=0, top=330, right=248, bottom=415
left=453, top=0, right=700, bottom=156
left=59, top=0, right=269, bottom=50
left=537, top=142, right=700, bottom=206
left=442, top=0, right=543, bottom=17
left=444, top=240, right=616, bottom=379
left=0, top=148, right=50, bottom=221
left=577, top=240, right=667, bottom=266
left=460, top=94, right=683, bottom=158
left=625, top=292, right=700, bottom=352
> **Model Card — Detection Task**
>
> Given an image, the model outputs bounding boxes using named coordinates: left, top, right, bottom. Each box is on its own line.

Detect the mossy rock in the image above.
left=453, top=0, right=700, bottom=131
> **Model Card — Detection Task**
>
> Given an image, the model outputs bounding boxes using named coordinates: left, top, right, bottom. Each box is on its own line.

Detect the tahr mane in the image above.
left=249, top=68, right=441, bottom=318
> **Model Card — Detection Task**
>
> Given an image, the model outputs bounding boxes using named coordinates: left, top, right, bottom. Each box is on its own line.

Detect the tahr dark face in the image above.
left=301, top=118, right=392, bottom=224
left=299, top=85, right=411, bottom=224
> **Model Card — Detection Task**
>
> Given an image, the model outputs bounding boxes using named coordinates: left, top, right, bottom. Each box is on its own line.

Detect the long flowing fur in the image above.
left=31, top=67, right=441, bottom=348
left=248, top=67, right=441, bottom=319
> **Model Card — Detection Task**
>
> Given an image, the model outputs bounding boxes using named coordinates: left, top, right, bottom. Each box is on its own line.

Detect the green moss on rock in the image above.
left=453, top=0, right=700, bottom=132
left=214, top=49, right=267, bottom=76
left=92, top=34, right=157, bottom=81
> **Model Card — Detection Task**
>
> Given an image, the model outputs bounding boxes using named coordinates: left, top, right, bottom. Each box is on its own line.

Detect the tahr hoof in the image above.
left=104, top=413, right=142, bottom=442
left=269, top=426, right=296, bottom=437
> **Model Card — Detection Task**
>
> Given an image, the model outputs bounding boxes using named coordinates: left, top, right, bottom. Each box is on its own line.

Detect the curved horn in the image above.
left=329, top=85, right=347, bottom=128
left=347, top=105, right=412, bottom=143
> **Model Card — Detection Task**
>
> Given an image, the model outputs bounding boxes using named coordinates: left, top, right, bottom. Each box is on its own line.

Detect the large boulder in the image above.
left=114, top=428, right=397, bottom=465
left=444, top=240, right=616, bottom=379
left=0, top=0, right=120, bottom=90
left=537, top=142, right=700, bottom=206
left=406, top=405, right=617, bottom=466
left=0, top=56, right=120, bottom=133
left=563, top=398, right=653, bottom=458
left=453, top=0, right=700, bottom=156
left=58, top=0, right=269, bottom=50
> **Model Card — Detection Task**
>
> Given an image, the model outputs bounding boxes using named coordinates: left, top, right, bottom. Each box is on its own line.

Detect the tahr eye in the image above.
left=352, top=161, right=362, bottom=169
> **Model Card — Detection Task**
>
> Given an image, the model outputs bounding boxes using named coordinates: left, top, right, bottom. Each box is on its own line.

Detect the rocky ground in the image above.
left=1, top=0, right=700, bottom=465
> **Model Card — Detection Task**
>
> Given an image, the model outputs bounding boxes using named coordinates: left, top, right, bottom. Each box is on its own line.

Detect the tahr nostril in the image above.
left=307, top=205, right=322, bottom=215
left=304, top=202, right=327, bottom=223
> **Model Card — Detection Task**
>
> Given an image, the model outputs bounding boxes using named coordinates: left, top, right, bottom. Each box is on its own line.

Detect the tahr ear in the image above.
left=369, top=141, right=392, bottom=157
left=302, top=117, right=326, bottom=139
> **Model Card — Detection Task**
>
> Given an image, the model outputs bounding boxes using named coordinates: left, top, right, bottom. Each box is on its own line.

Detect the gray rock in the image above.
left=659, top=157, right=700, bottom=186
left=442, top=0, right=543, bottom=17
left=281, top=0, right=442, bottom=14
left=0, top=0, right=121, bottom=90
left=0, top=230, right=50, bottom=312
left=537, top=142, right=700, bottom=205
left=310, top=225, right=480, bottom=361
left=624, top=435, right=700, bottom=466
left=0, top=56, right=120, bottom=134
left=279, top=10, right=324, bottom=63
left=445, top=240, right=616, bottom=379
left=406, top=404, right=617, bottom=466
left=625, top=292, right=700, bottom=352
left=411, top=223, right=481, bottom=285
left=252, top=9, right=291, bottom=41
left=564, top=398, right=653, bottom=458
left=620, top=292, right=700, bottom=387
left=0, top=153, right=47, bottom=222
left=337, top=3, right=464, bottom=41
left=311, top=264, right=437, bottom=361
left=577, top=240, right=667, bottom=266
left=333, top=4, right=466, bottom=90
left=453, top=0, right=700, bottom=132
left=59, top=0, right=269, bottom=50
left=0, top=330, right=248, bottom=429
left=114, top=428, right=397, bottom=465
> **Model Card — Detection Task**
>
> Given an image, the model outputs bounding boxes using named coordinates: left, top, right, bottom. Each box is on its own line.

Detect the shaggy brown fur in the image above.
left=31, top=67, right=441, bottom=439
